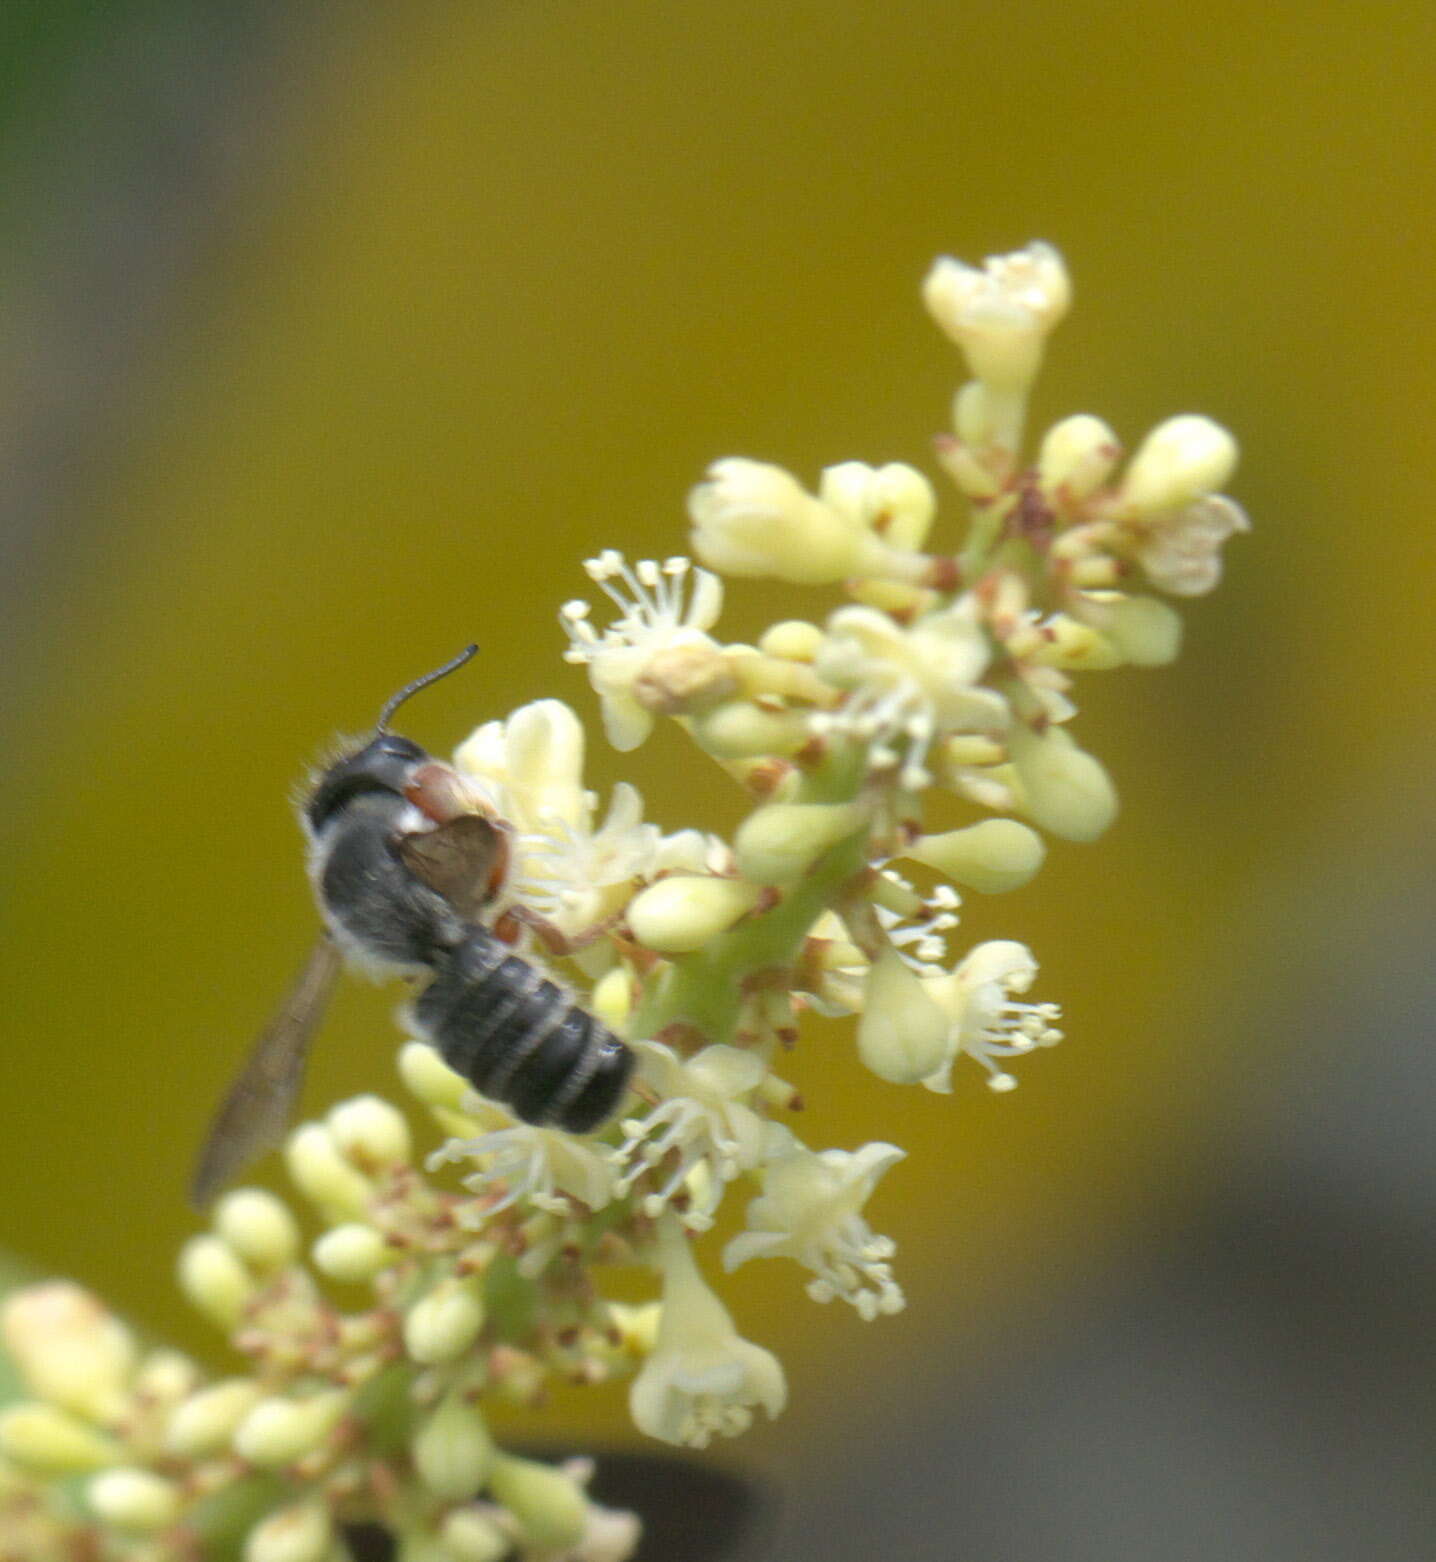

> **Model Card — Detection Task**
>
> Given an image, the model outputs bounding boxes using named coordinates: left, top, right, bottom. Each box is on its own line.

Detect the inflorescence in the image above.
left=0, top=242, right=1246, bottom=1562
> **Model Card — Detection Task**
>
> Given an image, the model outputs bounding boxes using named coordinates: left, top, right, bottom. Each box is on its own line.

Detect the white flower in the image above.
left=1134, top=493, right=1251, bottom=597
left=922, top=241, right=1071, bottom=392
left=429, top=1124, right=616, bottom=1219
left=723, top=1138, right=906, bottom=1320
left=629, top=1221, right=786, bottom=1448
left=453, top=698, right=660, bottom=937
left=813, top=597, right=1006, bottom=788
left=560, top=553, right=728, bottom=750
left=922, top=940, right=1063, bottom=1092
left=612, top=1044, right=774, bottom=1231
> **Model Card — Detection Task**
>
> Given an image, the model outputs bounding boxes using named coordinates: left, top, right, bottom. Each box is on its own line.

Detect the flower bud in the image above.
left=86, top=1467, right=180, bottom=1533
left=412, top=1391, right=494, bottom=1500
left=0, top=1402, right=118, bottom=1473
left=856, top=950, right=951, bottom=1084
left=688, top=459, right=923, bottom=586
left=690, top=699, right=810, bottom=758
left=234, top=1390, right=347, bottom=1468
left=734, top=801, right=867, bottom=884
left=1008, top=725, right=1118, bottom=842
left=488, top=1453, right=588, bottom=1552
left=177, top=1235, right=255, bottom=1330
left=1119, top=414, right=1238, bottom=515
left=757, top=619, right=825, bottom=661
left=590, top=965, right=634, bottom=1031
left=906, top=819, right=1046, bottom=893
left=327, top=1095, right=412, bottom=1171
left=1020, top=614, right=1122, bottom=670
left=244, top=1500, right=334, bottom=1562
left=819, top=460, right=937, bottom=550
left=132, top=1349, right=200, bottom=1406
left=1078, top=592, right=1182, bottom=666
left=923, top=243, right=1070, bottom=392
left=1, top=1282, right=137, bottom=1422
left=311, top=1223, right=394, bottom=1285
left=627, top=876, right=763, bottom=953
left=214, top=1189, right=301, bottom=1273
left=1037, top=413, right=1121, bottom=501
left=284, top=1124, right=374, bottom=1220
left=404, top=1276, right=486, bottom=1365
left=398, top=1040, right=470, bottom=1110
left=165, top=1379, right=263, bottom=1458
left=440, top=1508, right=511, bottom=1562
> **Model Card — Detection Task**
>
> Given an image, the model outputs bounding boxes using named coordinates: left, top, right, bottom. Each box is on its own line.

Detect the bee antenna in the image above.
left=375, top=644, right=479, bottom=733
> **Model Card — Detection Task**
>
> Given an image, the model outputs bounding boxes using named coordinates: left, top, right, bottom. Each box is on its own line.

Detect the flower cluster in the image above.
left=0, top=242, right=1245, bottom=1560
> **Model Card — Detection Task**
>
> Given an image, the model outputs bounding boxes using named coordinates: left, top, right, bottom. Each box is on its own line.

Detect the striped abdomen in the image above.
left=412, top=927, right=633, bottom=1133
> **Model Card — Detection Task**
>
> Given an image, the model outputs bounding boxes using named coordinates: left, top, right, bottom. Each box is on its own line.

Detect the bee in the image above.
left=190, top=646, right=634, bottom=1207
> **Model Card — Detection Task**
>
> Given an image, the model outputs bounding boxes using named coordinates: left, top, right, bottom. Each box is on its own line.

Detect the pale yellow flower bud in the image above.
left=177, top=1235, right=255, bottom=1330
left=905, top=819, right=1046, bottom=893
left=398, top=1040, right=470, bottom=1110
left=412, top=1391, right=494, bottom=1499
left=284, top=1123, right=375, bottom=1220
left=689, top=459, right=925, bottom=586
left=214, top=1189, right=301, bottom=1273
left=233, top=1390, right=347, bottom=1468
left=488, top=1453, right=588, bottom=1552
left=439, top=1508, right=511, bottom=1562
left=690, top=699, right=810, bottom=758
left=131, top=1349, right=199, bottom=1406
left=327, top=1095, right=412, bottom=1172
left=1037, top=413, right=1121, bottom=501
left=1008, top=725, right=1118, bottom=842
left=0, top=1402, right=118, bottom=1474
left=1, top=1282, right=137, bottom=1423
left=164, top=1379, right=263, bottom=1458
left=819, top=460, right=937, bottom=550
left=244, top=1501, right=333, bottom=1562
left=311, top=1223, right=394, bottom=1284
left=85, top=1467, right=179, bottom=1533
left=1019, top=614, right=1122, bottom=671
left=404, top=1276, right=486, bottom=1365
left=734, top=801, right=867, bottom=884
left=758, top=619, right=825, bottom=661
left=856, top=949, right=951, bottom=1084
left=1078, top=592, right=1183, bottom=666
left=923, top=242, right=1071, bottom=392
left=590, top=964, right=634, bottom=1031
left=1120, top=414, right=1238, bottom=515
left=627, top=876, right=764, bottom=952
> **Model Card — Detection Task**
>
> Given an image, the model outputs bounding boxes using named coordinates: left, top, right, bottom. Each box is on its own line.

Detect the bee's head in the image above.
left=304, top=645, right=478, bottom=834
left=304, top=733, right=428, bottom=833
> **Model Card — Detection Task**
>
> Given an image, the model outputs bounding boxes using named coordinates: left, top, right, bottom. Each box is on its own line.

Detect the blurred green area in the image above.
left=1, top=0, right=1432, bottom=1466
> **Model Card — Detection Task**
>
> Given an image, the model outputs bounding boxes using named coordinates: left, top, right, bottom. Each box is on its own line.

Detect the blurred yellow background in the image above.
left=2, top=0, right=1433, bottom=1540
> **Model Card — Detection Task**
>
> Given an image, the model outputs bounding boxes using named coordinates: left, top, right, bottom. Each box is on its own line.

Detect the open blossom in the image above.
left=629, top=1221, right=786, bottom=1448
left=1134, top=493, right=1250, bottom=596
left=723, top=1136, right=906, bottom=1320
left=813, top=597, right=1007, bottom=788
left=921, top=940, right=1064, bottom=1092
left=429, top=1122, right=616, bottom=1219
left=453, top=697, right=662, bottom=936
left=613, top=1045, right=778, bottom=1231
left=561, top=553, right=730, bottom=751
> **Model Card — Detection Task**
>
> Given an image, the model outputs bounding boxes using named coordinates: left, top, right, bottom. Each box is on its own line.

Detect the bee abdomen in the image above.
left=414, top=928, right=633, bottom=1134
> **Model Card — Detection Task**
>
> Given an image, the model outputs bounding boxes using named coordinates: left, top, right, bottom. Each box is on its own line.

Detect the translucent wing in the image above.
left=189, top=936, right=343, bottom=1208
left=396, top=813, right=507, bottom=921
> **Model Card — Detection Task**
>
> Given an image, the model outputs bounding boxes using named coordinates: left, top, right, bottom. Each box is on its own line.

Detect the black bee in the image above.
left=191, top=647, right=634, bottom=1206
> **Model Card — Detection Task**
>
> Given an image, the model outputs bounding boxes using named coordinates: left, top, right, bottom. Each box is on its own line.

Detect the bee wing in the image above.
left=189, top=935, right=343, bottom=1208
left=396, top=812, right=507, bottom=921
